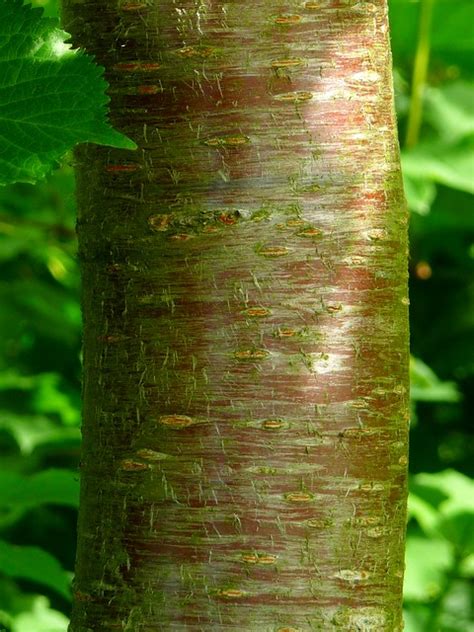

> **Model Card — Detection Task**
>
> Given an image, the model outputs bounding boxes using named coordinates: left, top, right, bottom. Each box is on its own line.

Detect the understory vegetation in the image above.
left=0, top=1, right=472, bottom=630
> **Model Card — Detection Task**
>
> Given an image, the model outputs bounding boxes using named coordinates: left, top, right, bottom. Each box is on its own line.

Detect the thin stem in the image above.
left=404, top=0, right=435, bottom=148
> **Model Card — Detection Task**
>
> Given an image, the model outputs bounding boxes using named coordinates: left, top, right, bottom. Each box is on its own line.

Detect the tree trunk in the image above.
left=63, top=1, right=409, bottom=630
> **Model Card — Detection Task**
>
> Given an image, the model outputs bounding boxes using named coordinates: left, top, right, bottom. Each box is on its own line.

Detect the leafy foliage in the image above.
left=0, top=0, right=136, bottom=186
left=405, top=471, right=474, bottom=631
left=0, top=541, right=71, bottom=599
left=410, top=356, right=460, bottom=403
left=0, top=158, right=79, bottom=629
left=390, top=2, right=474, bottom=629
left=0, top=1, right=472, bottom=631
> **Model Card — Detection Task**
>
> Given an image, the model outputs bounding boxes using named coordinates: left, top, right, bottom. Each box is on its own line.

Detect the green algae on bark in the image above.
left=62, top=1, right=409, bottom=630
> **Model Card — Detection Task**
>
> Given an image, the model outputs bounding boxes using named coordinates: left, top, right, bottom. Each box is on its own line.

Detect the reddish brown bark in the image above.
left=63, top=1, right=409, bottom=630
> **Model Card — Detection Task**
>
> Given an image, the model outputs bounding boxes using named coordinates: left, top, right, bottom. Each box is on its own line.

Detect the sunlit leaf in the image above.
left=425, top=81, right=474, bottom=141
left=404, top=537, right=452, bottom=602
left=11, top=595, right=69, bottom=632
left=0, top=0, right=136, bottom=186
left=413, top=470, right=474, bottom=516
left=460, top=553, right=474, bottom=578
left=403, top=608, right=428, bottom=632
left=0, top=411, right=80, bottom=454
left=0, top=371, right=80, bottom=426
left=402, top=140, right=474, bottom=195
left=408, top=491, right=443, bottom=534
left=410, top=356, right=461, bottom=402
left=403, top=173, right=436, bottom=215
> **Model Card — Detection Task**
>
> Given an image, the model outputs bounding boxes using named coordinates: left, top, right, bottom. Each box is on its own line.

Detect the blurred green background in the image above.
left=0, top=1, right=473, bottom=630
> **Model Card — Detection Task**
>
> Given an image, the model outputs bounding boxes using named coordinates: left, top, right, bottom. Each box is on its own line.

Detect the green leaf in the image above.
left=412, top=470, right=474, bottom=518
left=0, top=411, right=80, bottom=454
left=460, top=553, right=474, bottom=578
left=438, top=512, right=474, bottom=557
left=407, top=492, right=439, bottom=534
left=11, top=596, right=69, bottom=632
left=0, top=468, right=79, bottom=513
left=403, top=609, right=428, bottom=632
left=0, top=0, right=136, bottom=186
left=430, top=2, right=474, bottom=54
left=403, top=173, right=436, bottom=215
left=410, top=356, right=461, bottom=403
left=0, top=540, right=70, bottom=599
left=0, top=278, right=82, bottom=345
left=425, top=81, right=474, bottom=142
left=404, top=536, right=452, bottom=602
left=0, top=371, right=80, bottom=426
left=402, top=139, right=474, bottom=195
left=409, top=471, right=474, bottom=542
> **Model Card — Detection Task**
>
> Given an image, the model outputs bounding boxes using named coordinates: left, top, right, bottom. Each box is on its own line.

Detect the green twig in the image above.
left=405, top=0, right=435, bottom=148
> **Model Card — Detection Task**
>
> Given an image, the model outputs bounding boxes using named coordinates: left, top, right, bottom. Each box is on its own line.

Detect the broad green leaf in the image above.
left=0, top=279, right=82, bottom=345
left=403, top=609, right=428, bottom=632
left=0, top=411, right=80, bottom=454
left=425, top=81, right=474, bottom=141
left=410, top=478, right=448, bottom=510
left=438, top=512, right=474, bottom=557
left=31, top=373, right=80, bottom=426
left=430, top=2, right=474, bottom=54
left=0, top=540, right=70, bottom=599
left=0, top=371, right=80, bottom=426
left=31, top=0, right=60, bottom=18
left=403, top=173, right=436, bottom=215
left=0, top=216, right=77, bottom=286
left=460, top=553, right=474, bottom=578
left=11, top=596, right=69, bottom=632
left=407, top=492, right=439, bottom=533
left=0, top=584, right=69, bottom=632
left=413, top=470, right=474, bottom=517
left=402, top=140, right=474, bottom=195
left=0, top=468, right=79, bottom=513
left=410, top=356, right=461, bottom=402
left=404, top=536, right=452, bottom=601
left=408, top=471, right=474, bottom=541
left=0, top=0, right=136, bottom=186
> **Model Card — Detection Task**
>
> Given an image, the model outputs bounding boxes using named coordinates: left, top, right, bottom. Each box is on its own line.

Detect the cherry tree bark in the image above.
left=63, top=1, right=409, bottom=630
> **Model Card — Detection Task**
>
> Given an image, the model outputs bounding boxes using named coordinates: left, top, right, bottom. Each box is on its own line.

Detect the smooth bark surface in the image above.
left=63, top=1, right=409, bottom=630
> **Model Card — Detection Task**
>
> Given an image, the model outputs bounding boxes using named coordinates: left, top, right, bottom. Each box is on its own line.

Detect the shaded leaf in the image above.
left=438, top=512, right=474, bottom=556
left=390, top=0, right=474, bottom=74
left=0, top=468, right=79, bottom=512
left=0, top=540, right=70, bottom=599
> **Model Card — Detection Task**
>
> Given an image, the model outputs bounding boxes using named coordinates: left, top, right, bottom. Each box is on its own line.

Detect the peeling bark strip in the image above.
left=63, top=1, right=409, bottom=630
